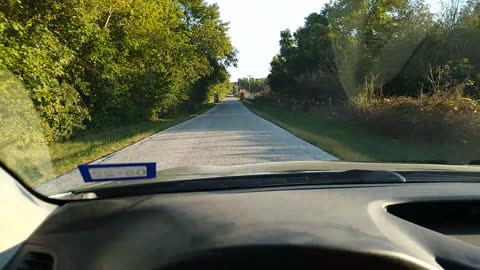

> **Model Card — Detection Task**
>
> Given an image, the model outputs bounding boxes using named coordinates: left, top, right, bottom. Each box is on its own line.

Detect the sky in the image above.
left=206, top=0, right=442, bottom=81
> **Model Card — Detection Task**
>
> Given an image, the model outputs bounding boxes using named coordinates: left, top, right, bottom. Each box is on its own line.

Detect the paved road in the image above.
left=36, top=97, right=337, bottom=195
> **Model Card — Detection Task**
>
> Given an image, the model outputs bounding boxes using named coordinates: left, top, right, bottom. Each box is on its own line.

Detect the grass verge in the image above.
left=49, top=104, right=214, bottom=175
left=244, top=97, right=479, bottom=164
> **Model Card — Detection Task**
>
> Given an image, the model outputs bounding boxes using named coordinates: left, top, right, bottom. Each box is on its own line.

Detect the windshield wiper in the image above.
left=58, top=170, right=406, bottom=199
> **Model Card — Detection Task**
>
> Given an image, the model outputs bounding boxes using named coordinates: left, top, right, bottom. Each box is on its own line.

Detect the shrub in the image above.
left=32, top=83, right=90, bottom=143
left=352, top=93, right=480, bottom=142
left=0, top=70, right=55, bottom=184
left=350, top=70, right=480, bottom=142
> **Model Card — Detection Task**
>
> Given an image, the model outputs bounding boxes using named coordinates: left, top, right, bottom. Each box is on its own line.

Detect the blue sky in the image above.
left=206, top=0, right=442, bottom=81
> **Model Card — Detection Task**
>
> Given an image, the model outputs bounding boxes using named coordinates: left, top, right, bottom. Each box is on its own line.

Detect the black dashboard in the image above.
left=6, top=182, right=480, bottom=270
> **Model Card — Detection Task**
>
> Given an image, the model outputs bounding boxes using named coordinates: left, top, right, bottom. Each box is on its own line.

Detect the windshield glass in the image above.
left=1, top=0, right=480, bottom=198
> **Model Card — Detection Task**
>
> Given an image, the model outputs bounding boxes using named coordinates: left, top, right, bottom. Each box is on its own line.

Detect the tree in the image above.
left=1, top=0, right=237, bottom=141
left=267, top=0, right=480, bottom=101
left=238, top=77, right=268, bottom=93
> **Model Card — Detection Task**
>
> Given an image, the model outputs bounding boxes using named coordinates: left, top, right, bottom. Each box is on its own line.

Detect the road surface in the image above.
left=36, top=97, right=337, bottom=195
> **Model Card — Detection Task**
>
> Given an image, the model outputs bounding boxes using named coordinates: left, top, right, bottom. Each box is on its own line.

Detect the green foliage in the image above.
left=50, top=104, right=214, bottom=176
left=267, top=0, right=480, bottom=101
left=32, top=83, right=90, bottom=142
left=0, top=70, right=55, bottom=185
left=0, top=0, right=237, bottom=142
left=351, top=65, right=480, bottom=143
left=237, top=77, right=268, bottom=93
left=207, top=79, right=231, bottom=103
left=247, top=96, right=480, bottom=164
left=266, top=0, right=480, bottom=147
left=351, top=91, right=480, bottom=142
left=267, top=10, right=345, bottom=103
left=0, top=71, right=45, bottom=148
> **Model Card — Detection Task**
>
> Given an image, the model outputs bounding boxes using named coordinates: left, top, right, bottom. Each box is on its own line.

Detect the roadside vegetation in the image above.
left=246, top=97, right=480, bottom=164
left=0, top=0, right=235, bottom=183
left=0, top=0, right=235, bottom=142
left=236, top=77, right=269, bottom=93
left=260, top=0, right=480, bottom=164
left=50, top=104, right=213, bottom=176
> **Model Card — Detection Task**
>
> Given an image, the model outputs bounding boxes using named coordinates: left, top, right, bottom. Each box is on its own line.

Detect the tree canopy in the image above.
left=237, top=77, right=268, bottom=93
left=268, top=0, right=480, bottom=104
left=0, top=0, right=237, bottom=142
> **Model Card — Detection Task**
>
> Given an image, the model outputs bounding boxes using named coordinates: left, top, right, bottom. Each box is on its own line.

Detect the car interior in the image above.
left=2, top=164, right=480, bottom=270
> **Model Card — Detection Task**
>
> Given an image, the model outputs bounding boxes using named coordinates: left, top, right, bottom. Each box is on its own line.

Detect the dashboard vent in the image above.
left=15, top=251, right=54, bottom=270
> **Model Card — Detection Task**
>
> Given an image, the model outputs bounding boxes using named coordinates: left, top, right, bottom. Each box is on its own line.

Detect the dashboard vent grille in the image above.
left=15, top=251, right=54, bottom=270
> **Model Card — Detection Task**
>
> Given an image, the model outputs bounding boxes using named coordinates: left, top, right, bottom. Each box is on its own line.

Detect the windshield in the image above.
left=1, top=0, right=480, bottom=198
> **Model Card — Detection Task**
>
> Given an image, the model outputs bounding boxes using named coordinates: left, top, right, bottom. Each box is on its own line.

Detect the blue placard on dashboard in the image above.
left=78, top=163, right=157, bottom=183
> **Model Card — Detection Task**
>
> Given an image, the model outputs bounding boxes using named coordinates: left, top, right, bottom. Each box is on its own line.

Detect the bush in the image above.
left=352, top=94, right=480, bottom=142
left=1, top=0, right=236, bottom=143
left=32, top=83, right=90, bottom=143
left=350, top=70, right=480, bottom=142
left=0, top=70, right=55, bottom=184
left=294, top=70, right=346, bottom=108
